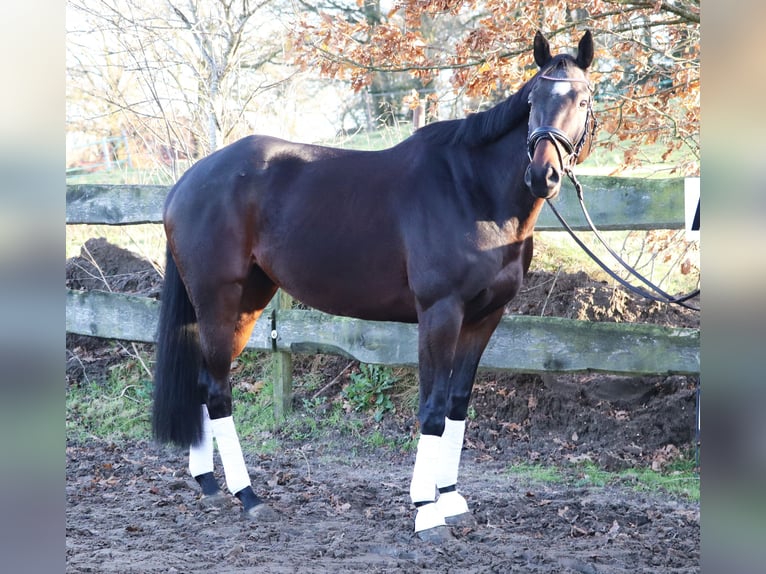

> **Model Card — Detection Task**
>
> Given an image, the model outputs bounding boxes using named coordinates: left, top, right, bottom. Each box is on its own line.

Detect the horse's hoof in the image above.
left=445, top=511, right=477, bottom=527
left=243, top=502, right=279, bottom=522
left=198, top=492, right=227, bottom=510
left=416, top=525, right=454, bottom=543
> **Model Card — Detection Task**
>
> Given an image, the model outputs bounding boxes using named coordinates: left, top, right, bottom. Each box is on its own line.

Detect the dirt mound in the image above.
left=66, top=237, right=163, bottom=296
left=508, top=269, right=699, bottom=328
left=66, top=238, right=163, bottom=385
left=467, top=372, right=696, bottom=471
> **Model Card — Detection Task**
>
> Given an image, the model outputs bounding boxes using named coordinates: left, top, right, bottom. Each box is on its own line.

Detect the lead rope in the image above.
left=546, top=169, right=700, bottom=311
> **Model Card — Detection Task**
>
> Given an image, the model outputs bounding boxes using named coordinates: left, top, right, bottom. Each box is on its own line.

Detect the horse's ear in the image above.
left=534, top=31, right=552, bottom=68
left=576, top=30, right=594, bottom=70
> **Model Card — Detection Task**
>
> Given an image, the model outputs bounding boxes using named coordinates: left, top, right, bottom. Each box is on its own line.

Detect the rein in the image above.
left=546, top=171, right=700, bottom=311
left=528, top=74, right=700, bottom=311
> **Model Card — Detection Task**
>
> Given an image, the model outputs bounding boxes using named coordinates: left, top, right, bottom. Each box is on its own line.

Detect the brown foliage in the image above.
left=292, top=0, right=699, bottom=174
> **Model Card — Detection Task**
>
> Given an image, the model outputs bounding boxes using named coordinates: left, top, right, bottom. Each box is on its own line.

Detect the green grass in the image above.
left=507, top=462, right=565, bottom=484
left=66, top=165, right=182, bottom=186
left=65, top=348, right=275, bottom=449
left=65, top=339, right=410, bottom=454
left=362, top=429, right=416, bottom=451
left=231, top=384, right=275, bottom=445
left=617, top=463, right=700, bottom=500
left=506, top=458, right=700, bottom=501
left=66, top=347, right=153, bottom=443
left=577, top=139, right=697, bottom=178
left=342, top=364, right=397, bottom=422
left=65, top=341, right=698, bottom=502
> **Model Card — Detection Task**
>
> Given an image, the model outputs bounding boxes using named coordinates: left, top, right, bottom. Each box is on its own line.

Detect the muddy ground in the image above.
left=66, top=238, right=700, bottom=573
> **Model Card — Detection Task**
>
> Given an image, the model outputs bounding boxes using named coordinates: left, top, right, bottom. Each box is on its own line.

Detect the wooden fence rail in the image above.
left=66, top=176, right=688, bottom=230
left=66, top=179, right=700, bottom=420
left=66, top=290, right=699, bottom=375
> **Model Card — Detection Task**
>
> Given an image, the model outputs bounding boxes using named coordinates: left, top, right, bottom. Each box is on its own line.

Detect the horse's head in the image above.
left=525, top=31, right=596, bottom=200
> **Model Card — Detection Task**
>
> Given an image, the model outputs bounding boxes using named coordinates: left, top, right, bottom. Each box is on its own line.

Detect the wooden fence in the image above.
left=66, top=177, right=700, bottom=420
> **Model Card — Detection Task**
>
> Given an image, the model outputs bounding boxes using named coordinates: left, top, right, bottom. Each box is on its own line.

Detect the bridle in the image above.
left=527, top=73, right=700, bottom=311
left=526, top=74, right=597, bottom=169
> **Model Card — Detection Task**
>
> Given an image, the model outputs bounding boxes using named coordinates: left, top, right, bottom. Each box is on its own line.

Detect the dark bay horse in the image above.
left=153, top=30, right=596, bottom=542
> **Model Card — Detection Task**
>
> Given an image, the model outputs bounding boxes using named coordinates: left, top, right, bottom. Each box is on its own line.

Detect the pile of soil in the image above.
left=66, top=238, right=700, bottom=573
left=65, top=237, right=162, bottom=296
left=66, top=238, right=163, bottom=385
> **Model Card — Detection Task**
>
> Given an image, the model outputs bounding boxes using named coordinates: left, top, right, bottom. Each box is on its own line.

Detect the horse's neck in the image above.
left=472, top=126, right=539, bottom=234
left=515, top=196, right=546, bottom=240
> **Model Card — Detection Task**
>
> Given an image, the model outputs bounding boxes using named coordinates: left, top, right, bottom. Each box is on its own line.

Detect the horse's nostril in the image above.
left=525, top=163, right=561, bottom=199
left=546, top=166, right=560, bottom=186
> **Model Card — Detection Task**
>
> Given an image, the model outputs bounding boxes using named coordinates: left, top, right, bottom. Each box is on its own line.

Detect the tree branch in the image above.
left=600, top=0, right=699, bottom=24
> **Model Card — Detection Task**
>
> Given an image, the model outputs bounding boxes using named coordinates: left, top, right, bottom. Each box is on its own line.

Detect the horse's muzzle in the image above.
left=524, top=162, right=562, bottom=199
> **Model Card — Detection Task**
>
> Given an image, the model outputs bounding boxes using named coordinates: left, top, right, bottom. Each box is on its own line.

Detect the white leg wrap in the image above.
left=415, top=502, right=446, bottom=532
left=436, top=490, right=469, bottom=519
left=435, top=417, right=466, bottom=489
left=209, top=415, right=251, bottom=495
left=409, top=434, right=441, bottom=504
left=188, top=405, right=214, bottom=478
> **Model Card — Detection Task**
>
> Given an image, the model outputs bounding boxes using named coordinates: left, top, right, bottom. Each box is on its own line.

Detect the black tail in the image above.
left=152, top=245, right=203, bottom=447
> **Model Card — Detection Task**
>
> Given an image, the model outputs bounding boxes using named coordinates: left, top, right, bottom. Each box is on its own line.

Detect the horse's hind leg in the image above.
left=189, top=265, right=277, bottom=519
left=188, top=403, right=222, bottom=505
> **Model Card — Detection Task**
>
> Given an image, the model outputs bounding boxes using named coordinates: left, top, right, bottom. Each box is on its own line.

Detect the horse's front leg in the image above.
left=436, top=308, right=505, bottom=526
left=410, top=298, right=463, bottom=541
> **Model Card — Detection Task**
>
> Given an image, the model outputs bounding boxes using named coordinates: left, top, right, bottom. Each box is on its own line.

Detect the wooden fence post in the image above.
left=272, top=289, right=293, bottom=425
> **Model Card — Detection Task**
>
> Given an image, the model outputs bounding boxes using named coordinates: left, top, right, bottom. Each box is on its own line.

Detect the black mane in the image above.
left=416, top=54, right=578, bottom=147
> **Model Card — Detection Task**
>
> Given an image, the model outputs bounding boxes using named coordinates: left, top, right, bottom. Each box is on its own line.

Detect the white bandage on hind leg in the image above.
left=409, top=434, right=441, bottom=504
left=435, top=418, right=469, bottom=518
left=188, top=404, right=215, bottom=478
left=209, top=415, right=251, bottom=495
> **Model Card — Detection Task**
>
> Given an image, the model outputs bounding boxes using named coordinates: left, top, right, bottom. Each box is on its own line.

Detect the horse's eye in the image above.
left=579, top=99, right=589, bottom=108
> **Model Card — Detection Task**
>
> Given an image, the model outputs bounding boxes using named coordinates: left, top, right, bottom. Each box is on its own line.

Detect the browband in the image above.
left=538, top=73, right=593, bottom=92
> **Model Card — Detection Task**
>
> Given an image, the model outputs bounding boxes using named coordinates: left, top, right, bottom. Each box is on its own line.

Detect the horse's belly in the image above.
left=257, top=242, right=418, bottom=323
left=288, top=279, right=417, bottom=323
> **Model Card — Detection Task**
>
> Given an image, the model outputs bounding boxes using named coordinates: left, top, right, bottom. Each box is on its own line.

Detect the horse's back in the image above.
left=164, top=134, right=420, bottom=321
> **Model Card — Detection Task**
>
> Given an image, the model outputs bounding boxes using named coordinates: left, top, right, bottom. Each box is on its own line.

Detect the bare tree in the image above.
left=67, top=0, right=287, bottom=178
